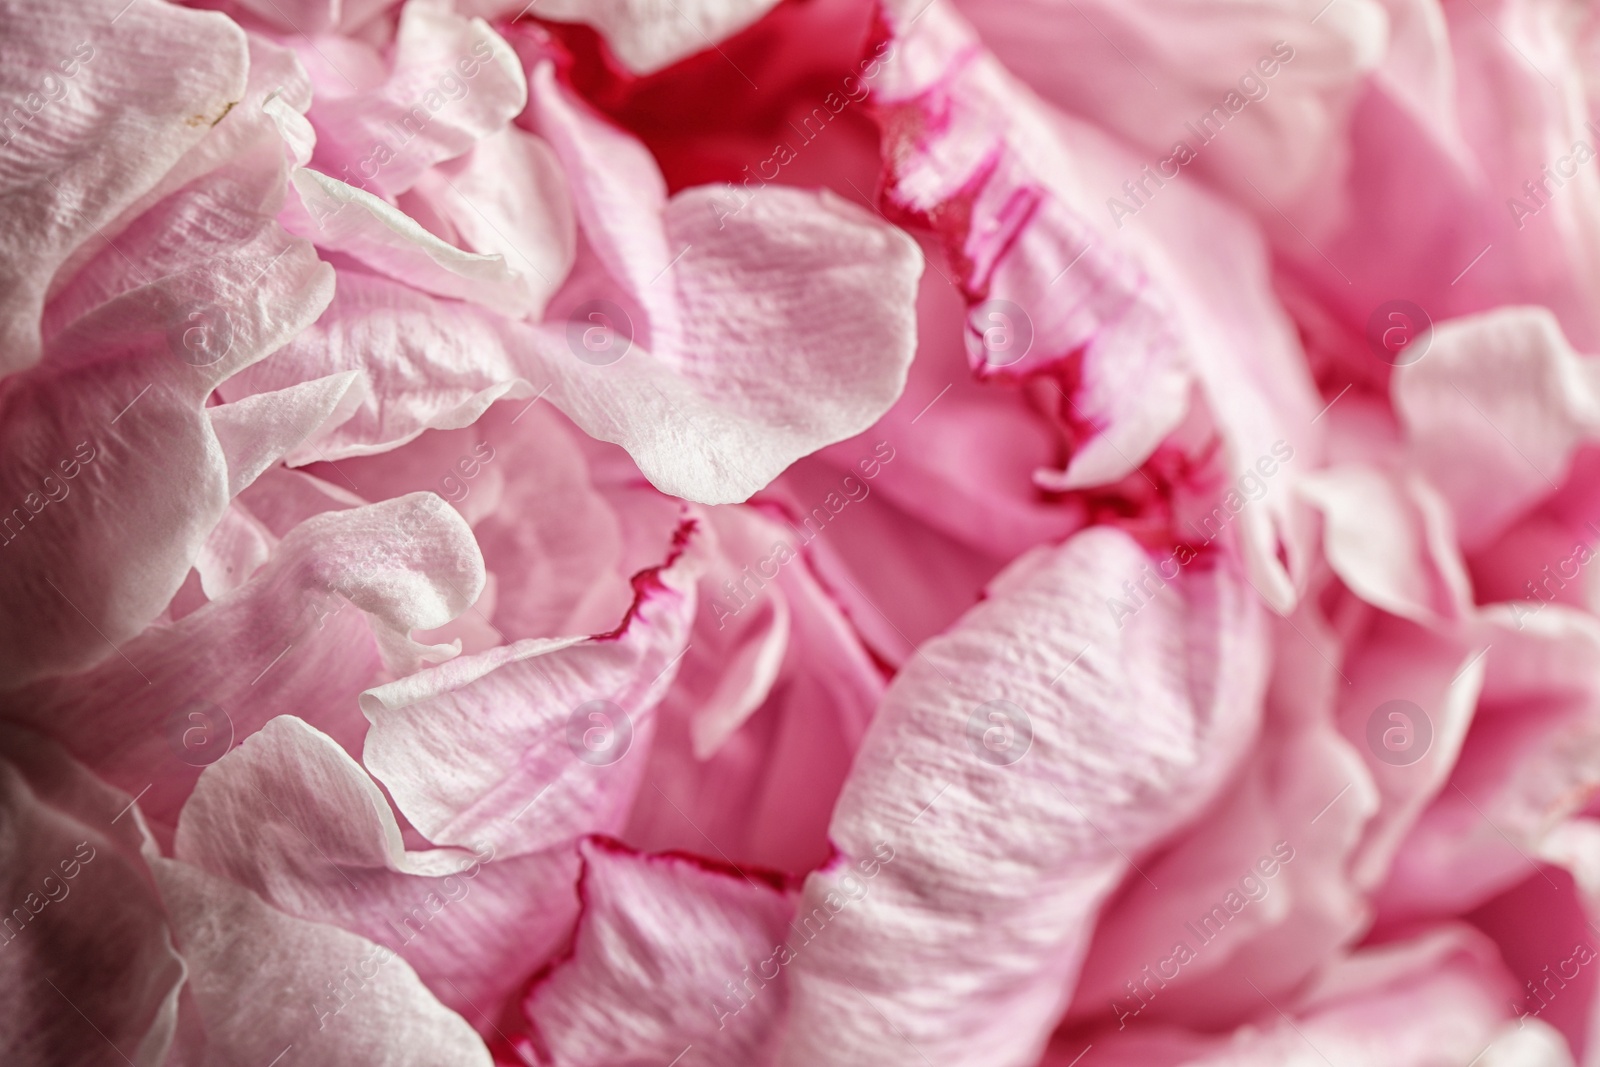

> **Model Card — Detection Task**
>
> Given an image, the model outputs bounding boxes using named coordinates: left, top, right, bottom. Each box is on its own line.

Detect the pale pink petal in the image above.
left=406, top=125, right=576, bottom=315
left=472, top=405, right=635, bottom=639
left=624, top=503, right=886, bottom=874
left=1337, top=614, right=1486, bottom=894
left=234, top=0, right=341, bottom=35
left=1044, top=926, right=1548, bottom=1067
left=0, top=0, right=247, bottom=374
left=221, top=269, right=531, bottom=458
left=946, top=0, right=1384, bottom=214
left=152, top=856, right=492, bottom=1066
left=1298, top=464, right=1475, bottom=624
left=518, top=0, right=784, bottom=74
left=175, top=716, right=580, bottom=1029
left=286, top=169, right=536, bottom=316
left=1377, top=606, right=1600, bottom=920
left=1393, top=306, right=1600, bottom=553
left=0, top=167, right=333, bottom=687
left=1287, top=0, right=1600, bottom=354
left=521, top=184, right=922, bottom=504
left=1066, top=608, right=1375, bottom=1027
left=194, top=500, right=275, bottom=599
left=772, top=527, right=1267, bottom=1067
left=522, top=61, right=923, bottom=503
left=209, top=371, right=365, bottom=496
left=0, top=493, right=484, bottom=832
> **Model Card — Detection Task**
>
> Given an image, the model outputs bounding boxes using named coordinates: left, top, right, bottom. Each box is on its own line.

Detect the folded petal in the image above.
left=873, top=0, right=1319, bottom=606
left=1298, top=464, right=1475, bottom=624
left=772, top=526, right=1267, bottom=1067
left=209, top=371, right=365, bottom=496
left=175, top=716, right=579, bottom=1028
left=0, top=164, right=333, bottom=686
left=287, top=169, right=535, bottom=316
left=1044, top=926, right=1546, bottom=1067
left=362, top=519, right=702, bottom=855
left=0, top=494, right=484, bottom=831
left=406, top=125, right=576, bottom=315
left=307, top=0, right=527, bottom=199
left=0, top=0, right=247, bottom=374
left=624, top=502, right=887, bottom=874
left=220, top=268, right=531, bottom=458
left=1394, top=306, right=1600, bottom=553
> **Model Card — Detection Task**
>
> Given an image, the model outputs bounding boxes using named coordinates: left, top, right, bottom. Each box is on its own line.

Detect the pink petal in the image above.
left=153, top=856, right=492, bottom=1066
left=0, top=162, right=333, bottom=686
left=306, top=0, right=528, bottom=199
left=0, top=493, right=484, bottom=831
left=1298, top=464, right=1475, bottom=624
left=175, top=716, right=580, bottom=1029
left=946, top=0, right=1383, bottom=213
left=1394, top=307, right=1600, bottom=553
left=221, top=268, right=529, bottom=457
left=523, top=61, right=924, bottom=503
left=1066, top=609, right=1375, bottom=1027
left=517, top=838, right=797, bottom=1065
left=873, top=1, right=1318, bottom=607
left=772, top=527, right=1267, bottom=1067
left=1378, top=607, right=1600, bottom=920
left=1043, top=926, right=1544, bottom=1066
left=209, top=370, right=365, bottom=496
left=361, top=519, right=702, bottom=855
left=286, top=168, right=536, bottom=315
left=0, top=0, right=248, bottom=373
left=0, top=726, right=186, bottom=1066
left=406, top=125, right=576, bottom=314
left=624, top=503, right=886, bottom=874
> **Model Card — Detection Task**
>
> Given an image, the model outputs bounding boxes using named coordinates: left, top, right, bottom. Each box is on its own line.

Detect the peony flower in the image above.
left=2, top=0, right=1599, bottom=1064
